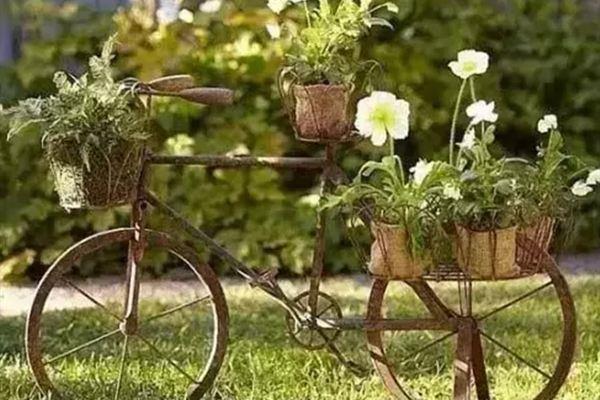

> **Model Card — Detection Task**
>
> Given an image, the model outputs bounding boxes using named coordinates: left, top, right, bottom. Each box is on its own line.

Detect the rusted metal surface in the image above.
left=471, top=328, right=490, bottom=399
left=308, top=145, right=337, bottom=316
left=365, top=245, right=577, bottom=400
left=318, top=317, right=456, bottom=331
left=453, top=321, right=473, bottom=400
left=285, top=291, right=342, bottom=351
left=148, top=154, right=327, bottom=170
left=26, top=228, right=229, bottom=400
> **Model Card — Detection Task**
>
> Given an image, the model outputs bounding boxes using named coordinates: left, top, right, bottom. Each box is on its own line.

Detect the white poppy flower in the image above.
left=443, top=183, right=462, bottom=200
left=410, top=159, right=433, bottom=186
left=266, top=21, right=281, bottom=38
left=448, top=50, right=490, bottom=80
left=571, top=180, right=593, bottom=197
left=200, top=0, right=222, bottom=13
left=458, top=129, right=476, bottom=149
left=586, top=169, right=600, bottom=186
left=268, top=0, right=288, bottom=14
left=355, top=91, right=410, bottom=146
left=466, top=100, right=498, bottom=125
left=537, top=114, right=558, bottom=134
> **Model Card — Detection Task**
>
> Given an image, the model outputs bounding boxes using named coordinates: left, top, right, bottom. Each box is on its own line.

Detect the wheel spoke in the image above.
left=471, top=330, right=490, bottom=400
left=44, top=329, right=122, bottom=365
left=114, top=336, right=130, bottom=400
left=142, top=295, right=211, bottom=324
left=479, top=330, right=552, bottom=379
left=137, top=334, right=198, bottom=384
left=317, top=303, right=334, bottom=317
left=478, top=281, right=552, bottom=321
left=399, top=331, right=457, bottom=365
left=62, top=278, right=122, bottom=322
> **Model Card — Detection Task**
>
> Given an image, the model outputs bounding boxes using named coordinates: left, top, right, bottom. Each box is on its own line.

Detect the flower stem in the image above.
left=449, top=79, right=468, bottom=165
left=303, top=0, right=311, bottom=27
left=389, top=136, right=395, bottom=157
left=469, top=77, right=477, bottom=102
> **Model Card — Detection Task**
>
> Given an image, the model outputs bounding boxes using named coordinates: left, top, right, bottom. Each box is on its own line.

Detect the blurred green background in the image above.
left=0, top=0, right=599, bottom=281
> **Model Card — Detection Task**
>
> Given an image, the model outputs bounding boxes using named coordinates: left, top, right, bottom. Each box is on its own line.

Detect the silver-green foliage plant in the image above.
left=272, top=0, right=399, bottom=85
left=4, top=35, right=148, bottom=169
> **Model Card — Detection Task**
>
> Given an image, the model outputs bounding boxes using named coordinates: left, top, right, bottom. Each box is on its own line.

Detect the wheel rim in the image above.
left=26, top=228, right=229, bottom=400
left=366, top=249, right=576, bottom=400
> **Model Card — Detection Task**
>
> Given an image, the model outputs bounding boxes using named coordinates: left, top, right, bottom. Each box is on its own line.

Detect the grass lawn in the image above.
left=1, top=275, right=599, bottom=399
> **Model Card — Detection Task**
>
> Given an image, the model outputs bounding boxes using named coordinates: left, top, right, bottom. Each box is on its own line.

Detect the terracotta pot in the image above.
left=455, top=225, right=520, bottom=279
left=369, top=223, right=427, bottom=279
left=292, top=84, right=350, bottom=141
left=49, top=140, right=144, bottom=210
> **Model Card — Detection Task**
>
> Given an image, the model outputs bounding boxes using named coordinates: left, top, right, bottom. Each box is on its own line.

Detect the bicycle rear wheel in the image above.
left=26, top=228, right=228, bottom=400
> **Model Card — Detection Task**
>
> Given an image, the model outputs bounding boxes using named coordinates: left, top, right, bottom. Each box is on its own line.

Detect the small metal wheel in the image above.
left=285, top=291, right=342, bottom=350
left=26, top=228, right=229, bottom=400
left=366, top=247, right=576, bottom=399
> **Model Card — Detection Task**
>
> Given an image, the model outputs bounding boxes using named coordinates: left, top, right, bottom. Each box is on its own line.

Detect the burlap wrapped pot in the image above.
left=48, top=140, right=144, bottom=210
left=369, top=223, right=427, bottom=279
left=455, top=225, right=520, bottom=279
left=292, top=84, right=351, bottom=141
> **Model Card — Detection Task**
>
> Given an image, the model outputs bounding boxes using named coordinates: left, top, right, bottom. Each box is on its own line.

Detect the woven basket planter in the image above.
left=455, top=225, right=520, bottom=279
left=517, top=217, right=556, bottom=269
left=48, top=140, right=144, bottom=210
left=369, top=223, right=428, bottom=279
left=290, top=84, right=352, bottom=142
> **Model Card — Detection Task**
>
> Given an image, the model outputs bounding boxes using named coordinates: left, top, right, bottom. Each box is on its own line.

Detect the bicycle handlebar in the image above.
left=177, top=87, right=235, bottom=106
left=136, top=75, right=235, bottom=106
left=137, top=87, right=235, bottom=106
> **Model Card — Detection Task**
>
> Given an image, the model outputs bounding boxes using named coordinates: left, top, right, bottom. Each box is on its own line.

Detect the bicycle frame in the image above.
left=121, top=146, right=458, bottom=338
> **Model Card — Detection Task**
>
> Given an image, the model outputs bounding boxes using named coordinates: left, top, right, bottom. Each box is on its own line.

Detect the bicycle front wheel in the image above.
left=26, top=228, right=228, bottom=400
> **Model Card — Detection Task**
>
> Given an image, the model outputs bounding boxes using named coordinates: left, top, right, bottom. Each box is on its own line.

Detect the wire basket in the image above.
left=48, top=140, right=144, bottom=210
left=517, top=217, right=556, bottom=270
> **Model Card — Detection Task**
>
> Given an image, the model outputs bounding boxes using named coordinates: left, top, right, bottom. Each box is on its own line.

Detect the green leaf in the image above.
left=482, top=125, right=496, bottom=144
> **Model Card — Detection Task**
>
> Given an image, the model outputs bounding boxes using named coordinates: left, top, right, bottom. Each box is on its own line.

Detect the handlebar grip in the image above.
left=178, top=87, right=235, bottom=106
left=147, top=75, right=196, bottom=92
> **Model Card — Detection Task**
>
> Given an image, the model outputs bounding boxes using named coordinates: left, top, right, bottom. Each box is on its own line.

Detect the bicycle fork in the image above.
left=121, top=199, right=148, bottom=336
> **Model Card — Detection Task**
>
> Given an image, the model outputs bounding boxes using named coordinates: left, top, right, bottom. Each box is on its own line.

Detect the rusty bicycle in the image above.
left=25, top=80, right=576, bottom=400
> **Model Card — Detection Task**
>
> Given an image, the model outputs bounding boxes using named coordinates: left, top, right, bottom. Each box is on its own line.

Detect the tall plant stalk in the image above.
left=449, top=79, right=468, bottom=165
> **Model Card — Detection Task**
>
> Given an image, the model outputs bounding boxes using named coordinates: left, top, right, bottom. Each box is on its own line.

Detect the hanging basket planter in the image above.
left=48, top=140, right=144, bottom=210
left=369, top=223, right=428, bottom=279
left=280, top=81, right=354, bottom=143
left=455, top=225, right=520, bottom=279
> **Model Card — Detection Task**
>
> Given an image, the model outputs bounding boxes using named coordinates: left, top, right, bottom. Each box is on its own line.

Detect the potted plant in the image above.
left=519, top=115, right=600, bottom=263
left=322, top=91, right=456, bottom=279
left=451, top=124, right=526, bottom=279
left=4, top=36, right=149, bottom=210
left=444, top=49, right=527, bottom=278
left=271, top=0, right=398, bottom=141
